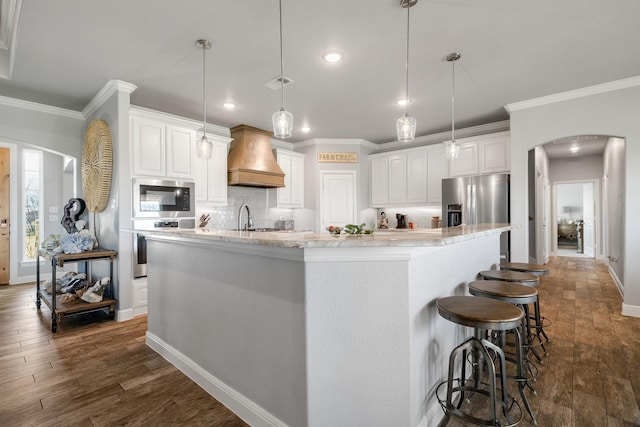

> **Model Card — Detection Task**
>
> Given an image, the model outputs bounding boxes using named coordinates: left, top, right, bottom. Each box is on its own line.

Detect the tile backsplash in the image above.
left=375, top=207, right=443, bottom=229
left=197, top=186, right=297, bottom=230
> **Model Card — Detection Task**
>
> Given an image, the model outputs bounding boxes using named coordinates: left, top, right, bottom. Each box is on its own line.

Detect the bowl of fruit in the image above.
left=326, top=225, right=342, bottom=235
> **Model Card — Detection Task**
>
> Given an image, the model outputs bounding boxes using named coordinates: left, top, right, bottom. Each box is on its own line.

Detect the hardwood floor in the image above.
left=1, top=256, right=639, bottom=426
left=0, top=284, right=248, bottom=426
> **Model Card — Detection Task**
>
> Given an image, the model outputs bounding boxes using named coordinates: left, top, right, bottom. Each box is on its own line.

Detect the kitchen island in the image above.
left=143, top=224, right=509, bottom=427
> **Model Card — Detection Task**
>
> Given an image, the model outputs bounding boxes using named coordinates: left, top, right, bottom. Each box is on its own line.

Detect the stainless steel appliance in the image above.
left=132, top=218, right=196, bottom=278
left=442, top=173, right=510, bottom=260
left=133, top=178, right=195, bottom=218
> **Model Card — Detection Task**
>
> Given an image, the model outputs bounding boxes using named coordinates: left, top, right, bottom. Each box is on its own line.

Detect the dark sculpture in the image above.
left=60, top=198, right=87, bottom=233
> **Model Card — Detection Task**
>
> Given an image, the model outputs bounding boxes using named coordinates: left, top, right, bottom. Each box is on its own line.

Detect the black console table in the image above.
left=36, top=248, right=117, bottom=332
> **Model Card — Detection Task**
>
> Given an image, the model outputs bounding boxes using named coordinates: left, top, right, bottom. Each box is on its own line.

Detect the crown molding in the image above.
left=294, top=138, right=378, bottom=150
left=82, top=79, right=137, bottom=118
left=130, top=105, right=231, bottom=138
left=505, top=75, right=640, bottom=113
left=0, top=94, right=84, bottom=120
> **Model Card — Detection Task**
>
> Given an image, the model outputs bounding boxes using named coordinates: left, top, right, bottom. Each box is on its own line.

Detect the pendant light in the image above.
left=396, top=0, right=417, bottom=143
left=272, top=0, right=293, bottom=138
left=196, top=39, right=213, bottom=159
left=445, top=52, right=461, bottom=161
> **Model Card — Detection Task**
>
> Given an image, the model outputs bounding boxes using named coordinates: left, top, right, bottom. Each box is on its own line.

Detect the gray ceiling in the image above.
left=2, top=0, right=639, bottom=144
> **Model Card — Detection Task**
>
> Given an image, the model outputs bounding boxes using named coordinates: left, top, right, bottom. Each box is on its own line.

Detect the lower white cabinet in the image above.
left=194, top=136, right=230, bottom=205
left=274, top=150, right=305, bottom=208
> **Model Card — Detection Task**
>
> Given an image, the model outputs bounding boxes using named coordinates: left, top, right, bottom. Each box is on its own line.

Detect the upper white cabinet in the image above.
left=426, top=145, right=449, bottom=204
left=274, top=149, right=305, bottom=208
left=449, top=131, right=510, bottom=177
left=193, top=135, right=230, bottom=205
left=131, top=110, right=195, bottom=179
left=369, top=147, right=429, bottom=207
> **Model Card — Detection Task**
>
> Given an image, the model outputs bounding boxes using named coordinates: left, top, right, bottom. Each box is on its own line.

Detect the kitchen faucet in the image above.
left=238, top=202, right=254, bottom=231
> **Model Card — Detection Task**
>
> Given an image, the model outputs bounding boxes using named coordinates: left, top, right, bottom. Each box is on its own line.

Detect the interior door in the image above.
left=582, top=182, right=595, bottom=257
left=320, top=171, right=356, bottom=231
left=0, top=148, right=9, bottom=284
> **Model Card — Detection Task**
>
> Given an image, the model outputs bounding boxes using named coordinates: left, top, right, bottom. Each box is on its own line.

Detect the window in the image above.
left=23, top=150, right=42, bottom=261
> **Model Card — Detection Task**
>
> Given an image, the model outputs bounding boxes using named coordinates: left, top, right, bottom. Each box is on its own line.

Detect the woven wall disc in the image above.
left=82, top=120, right=113, bottom=212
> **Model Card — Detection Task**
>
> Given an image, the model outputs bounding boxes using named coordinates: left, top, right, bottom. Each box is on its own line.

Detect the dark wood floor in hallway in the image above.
left=1, top=256, right=639, bottom=426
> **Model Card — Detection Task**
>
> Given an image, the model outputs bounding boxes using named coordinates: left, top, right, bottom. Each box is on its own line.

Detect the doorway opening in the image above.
left=554, top=181, right=596, bottom=258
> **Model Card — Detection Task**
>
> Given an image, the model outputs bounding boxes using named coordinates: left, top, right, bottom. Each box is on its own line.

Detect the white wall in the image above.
left=0, top=98, right=85, bottom=283
left=549, top=153, right=603, bottom=182
left=507, top=78, right=640, bottom=313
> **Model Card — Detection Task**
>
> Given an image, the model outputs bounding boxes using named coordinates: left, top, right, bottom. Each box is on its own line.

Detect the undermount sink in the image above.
left=229, top=227, right=281, bottom=232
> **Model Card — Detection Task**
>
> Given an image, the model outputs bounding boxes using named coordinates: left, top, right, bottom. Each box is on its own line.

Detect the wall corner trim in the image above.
left=83, top=79, right=138, bottom=118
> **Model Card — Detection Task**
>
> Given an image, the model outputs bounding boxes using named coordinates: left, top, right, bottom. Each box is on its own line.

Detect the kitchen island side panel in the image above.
left=146, top=239, right=307, bottom=427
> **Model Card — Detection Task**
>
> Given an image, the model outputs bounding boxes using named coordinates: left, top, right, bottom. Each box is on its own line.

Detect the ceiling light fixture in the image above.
left=323, top=51, right=343, bottom=63
left=396, top=0, right=417, bottom=143
left=570, top=145, right=579, bottom=154
left=397, top=98, right=410, bottom=106
left=272, top=0, right=293, bottom=138
left=223, top=102, right=236, bottom=110
left=196, top=39, right=213, bottom=159
left=445, top=52, right=461, bottom=161
left=301, top=125, right=311, bottom=133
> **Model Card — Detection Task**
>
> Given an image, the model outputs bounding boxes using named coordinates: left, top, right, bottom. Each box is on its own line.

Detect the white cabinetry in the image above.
left=131, top=111, right=195, bottom=179
left=448, top=131, right=510, bottom=177
left=193, top=136, right=230, bottom=205
left=426, top=145, right=449, bottom=204
left=369, top=147, right=429, bottom=207
left=273, top=150, right=305, bottom=208
left=320, top=171, right=356, bottom=230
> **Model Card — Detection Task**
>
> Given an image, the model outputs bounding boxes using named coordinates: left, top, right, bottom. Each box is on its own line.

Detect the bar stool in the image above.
left=436, top=296, right=523, bottom=427
left=468, top=280, right=540, bottom=425
left=500, top=262, right=551, bottom=343
left=479, top=270, right=548, bottom=362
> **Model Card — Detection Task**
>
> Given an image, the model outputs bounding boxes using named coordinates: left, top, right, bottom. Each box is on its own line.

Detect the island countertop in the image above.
left=140, top=223, right=511, bottom=249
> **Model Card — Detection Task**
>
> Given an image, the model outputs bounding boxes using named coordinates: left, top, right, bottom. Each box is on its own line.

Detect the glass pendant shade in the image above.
left=396, top=113, right=417, bottom=143
left=444, top=140, right=459, bottom=161
left=273, top=108, right=293, bottom=138
left=197, top=135, right=213, bottom=159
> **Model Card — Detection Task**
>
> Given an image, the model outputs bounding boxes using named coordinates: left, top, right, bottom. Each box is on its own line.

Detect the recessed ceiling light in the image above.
left=570, top=145, right=579, bottom=154
left=301, top=126, right=311, bottom=133
left=322, top=51, right=343, bottom=63
left=397, top=98, right=410, bottom=106
left=223, top=102, right=236, bottom=110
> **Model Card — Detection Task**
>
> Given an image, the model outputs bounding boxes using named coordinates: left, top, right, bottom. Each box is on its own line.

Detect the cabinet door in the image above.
left=427, top=147, right=448, bottom=204
left=289, top=155, right=305, bottom=207
left=278, top=153, right=293, bottom=206
left=166, top=126, right=194, bottom=179
left=207, top=142, right=228, bottom=203
left=370, top=157, right=388, bottom=207
left=449, top=143, right=478, bottom=177
left=406, top=150, right=428, bottom=204
left=132, top=118, right=165, bottom=177
left=388, top=154, right=407, bottom=204
left=479, top=136, right=510, bottom=174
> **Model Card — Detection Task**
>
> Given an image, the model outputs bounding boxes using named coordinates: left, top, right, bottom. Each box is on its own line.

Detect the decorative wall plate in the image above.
left=82, top=120, right=113, bottom=212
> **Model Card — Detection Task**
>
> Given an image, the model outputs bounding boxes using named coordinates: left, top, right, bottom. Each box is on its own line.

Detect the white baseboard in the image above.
left=622, top=304, right=640, bottom=318
left=116, top=308, right=134, bottom=322
left=608, top=265, right=624, bottom=297
left=145, top=331, right=286, bottom=427
left=132, top=306, right=147, bottom=317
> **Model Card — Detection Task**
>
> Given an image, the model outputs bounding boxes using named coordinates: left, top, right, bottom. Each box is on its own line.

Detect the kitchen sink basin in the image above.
left=229, top=227, right=281, bottom=232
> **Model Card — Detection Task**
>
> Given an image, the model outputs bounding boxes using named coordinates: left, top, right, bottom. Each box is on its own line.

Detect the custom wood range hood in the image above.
left=227, top=124, right=285, bottom=188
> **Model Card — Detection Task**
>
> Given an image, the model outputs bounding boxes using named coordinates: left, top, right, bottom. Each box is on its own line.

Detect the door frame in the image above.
left=0, top=141, right=18, bottom=285
left=551, top=178, right=601, bottom=259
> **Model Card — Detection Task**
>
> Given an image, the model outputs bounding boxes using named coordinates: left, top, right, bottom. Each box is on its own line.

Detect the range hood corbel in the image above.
left=227, top=124, right=285, bottom=188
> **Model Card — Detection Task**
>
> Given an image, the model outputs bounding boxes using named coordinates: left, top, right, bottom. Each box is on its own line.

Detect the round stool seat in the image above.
left=437, top=296, right=524, bottom=331
left=500, top=261, right=550, bottom=276
left=479, top=270, right=539, bottom=286
left=469, top=280, right=538, bottom=305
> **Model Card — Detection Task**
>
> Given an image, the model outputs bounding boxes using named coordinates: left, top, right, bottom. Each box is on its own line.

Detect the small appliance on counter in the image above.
left=396, top=213, right=407, bottom=229
left=379, top=212, right=389, bottom=229
left=276, top=219, right=295, bottom=230
left=431, top=216, right=441, bottom=229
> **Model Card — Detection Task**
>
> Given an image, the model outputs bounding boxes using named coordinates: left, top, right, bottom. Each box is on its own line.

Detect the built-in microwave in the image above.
left=132, top=178, right=195, bottom=218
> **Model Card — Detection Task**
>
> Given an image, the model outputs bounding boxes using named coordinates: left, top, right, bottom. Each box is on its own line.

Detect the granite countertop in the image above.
left=140, top=224, right=511, bottom=249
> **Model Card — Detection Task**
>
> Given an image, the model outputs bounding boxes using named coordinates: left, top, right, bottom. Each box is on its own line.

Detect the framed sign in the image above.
left=317, top=152, right=358, bottom=163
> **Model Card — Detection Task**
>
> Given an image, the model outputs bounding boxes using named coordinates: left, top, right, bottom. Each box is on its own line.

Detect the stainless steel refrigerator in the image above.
left=442, top=173, right=510, bottom=260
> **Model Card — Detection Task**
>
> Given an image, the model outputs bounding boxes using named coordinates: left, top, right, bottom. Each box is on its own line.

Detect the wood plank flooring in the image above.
left=1, top=256, right=639, bottom=426
left=0, top=285, right=248, bottom=426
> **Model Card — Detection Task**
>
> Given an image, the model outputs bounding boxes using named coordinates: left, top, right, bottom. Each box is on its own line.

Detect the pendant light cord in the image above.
left=404, top=3, right=410, bottom=116
left=451, top=58, right=455, bottom=142
left=279, top=0, right=285, bottom=110
left=202, top=44, right=207, bottom=136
